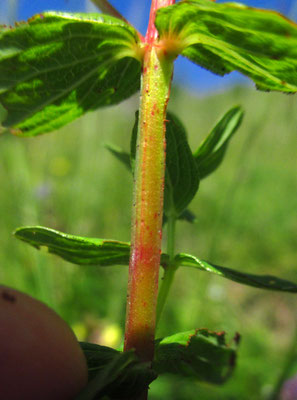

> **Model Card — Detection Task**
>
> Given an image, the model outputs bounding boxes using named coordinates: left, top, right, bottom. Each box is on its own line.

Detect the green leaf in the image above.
left=155, top=0, right=297, bottom=93
left=175, top=253, right=297, bottom=293
left=77, top=342, right=156, bottom=400
left=154, top=329, right=239, bottom=384
left=80, top=342, right=119, bottom=381
left=194, top=106, right=243, bottom=179
left=0, top=12, right=141, bottom=136
left=14, top=226, right=131, bottom=266
left=105, top=143, right=131, bottom=171
left=131, top=111, right=200, bottom=217
left=179, top=208, right=197, bottom=223
left=130, top=110, right=138, bottom=173
left=14, top=225, right=170, bottom=268
left=164, top=111, right=200, bottom=216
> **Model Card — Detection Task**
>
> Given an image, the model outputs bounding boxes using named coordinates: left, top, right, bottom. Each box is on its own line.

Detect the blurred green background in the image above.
left=1, top=81, right=296, bottom=399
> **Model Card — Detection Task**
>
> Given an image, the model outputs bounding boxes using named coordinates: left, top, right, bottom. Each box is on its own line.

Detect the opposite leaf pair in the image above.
left=14, top=226, right=297, bottom=293
left=1, top=0, right=297, bottom=137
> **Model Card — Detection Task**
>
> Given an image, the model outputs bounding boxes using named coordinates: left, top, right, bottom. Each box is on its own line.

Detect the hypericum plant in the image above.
left=1, top=0, right=297, bottom=398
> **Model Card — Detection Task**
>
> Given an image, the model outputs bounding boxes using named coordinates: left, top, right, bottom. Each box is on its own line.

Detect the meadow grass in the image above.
left=1, top=85, right=296, bottom=399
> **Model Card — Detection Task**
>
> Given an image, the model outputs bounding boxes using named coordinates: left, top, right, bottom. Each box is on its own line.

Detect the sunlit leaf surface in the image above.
left=156, top=0, right=297, bottom=92
left=0, top=12, right=141, bottom=136
left=14, top=226, right=131, bottom=266
left=14, top=225, right=170, bottom=267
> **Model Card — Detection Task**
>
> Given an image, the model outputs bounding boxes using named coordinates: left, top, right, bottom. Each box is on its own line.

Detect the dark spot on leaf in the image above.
left=281, top=80, right=287, bottom=86
left=1, top=291, right=16, bottom=303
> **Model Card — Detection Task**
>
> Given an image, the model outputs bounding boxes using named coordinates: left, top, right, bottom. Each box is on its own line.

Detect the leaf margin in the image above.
left=175, top=252, right=297, bottom=293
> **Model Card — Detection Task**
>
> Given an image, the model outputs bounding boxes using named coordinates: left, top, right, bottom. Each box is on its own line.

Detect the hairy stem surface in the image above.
left=124, top=0, right=175, bottom=367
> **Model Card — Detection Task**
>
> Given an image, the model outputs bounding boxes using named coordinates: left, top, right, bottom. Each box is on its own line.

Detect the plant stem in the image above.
left=124, top=0, right=175, bottom=368
left=156, top=215, right=177, bottom=325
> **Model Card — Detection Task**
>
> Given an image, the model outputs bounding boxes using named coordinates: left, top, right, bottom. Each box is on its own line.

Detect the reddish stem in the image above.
left=124, top=0, right=175, bottom=375
left=146, top=0, right=175, bottom=43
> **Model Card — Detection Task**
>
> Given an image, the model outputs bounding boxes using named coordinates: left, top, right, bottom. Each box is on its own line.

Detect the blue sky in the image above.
left=1, top=0, right=296, bottom=93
